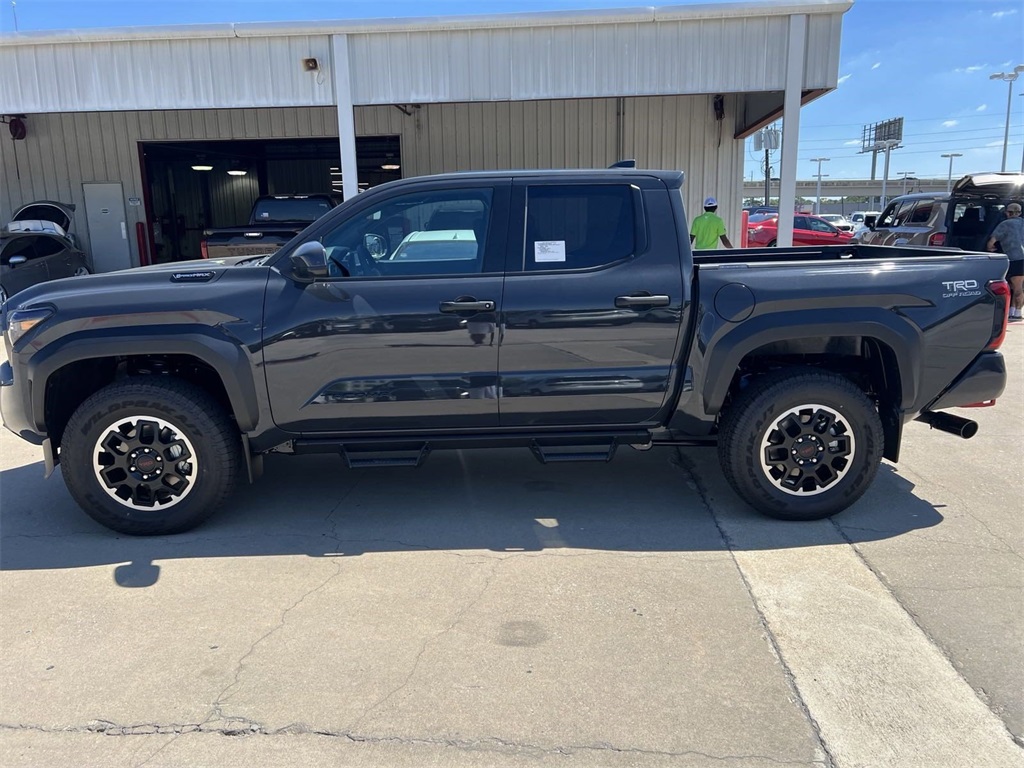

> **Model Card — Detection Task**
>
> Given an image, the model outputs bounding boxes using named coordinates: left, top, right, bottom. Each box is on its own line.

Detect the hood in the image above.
left=125, top=255, right=254, bottom=275
left=11, top=200, right=76, bottom=232
left=3, top=255, right=258, bottom=312
left=951, top=173, right=1024, bottom=199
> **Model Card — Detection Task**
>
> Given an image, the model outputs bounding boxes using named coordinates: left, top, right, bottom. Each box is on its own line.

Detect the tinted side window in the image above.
left=34, top=237, right=66, bottom=258
left=524, top=185, right=635, bottom=271
left=808, top=218, right=834, bottom=233
left=1, top=239, right=37, bottom=266
left=877, top=202, right=900, bottom=228
left=793, top=216, right=809, bottom=230
left=908, top=201, right=934, bottom=224
left=894, top=200, right=916, bottom=226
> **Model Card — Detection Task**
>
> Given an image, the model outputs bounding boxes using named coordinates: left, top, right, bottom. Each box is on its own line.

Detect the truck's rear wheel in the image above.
left=61, top=378, right=241, bottom=535
left=718, top=370, right=883, bottom=520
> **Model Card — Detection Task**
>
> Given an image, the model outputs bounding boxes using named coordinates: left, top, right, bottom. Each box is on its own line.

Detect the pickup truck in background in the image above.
left=0, top=169, right=1010, bottom=535
left=200, top=193, right=342, bottom=259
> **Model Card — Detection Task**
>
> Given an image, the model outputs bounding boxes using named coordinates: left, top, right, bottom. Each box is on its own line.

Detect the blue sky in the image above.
left=2, top=0, right=1022, bottom=181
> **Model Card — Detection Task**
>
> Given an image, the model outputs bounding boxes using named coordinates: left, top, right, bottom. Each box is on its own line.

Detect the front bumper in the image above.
left=927, top=351, right=1007, bottom=411
left=0, top=359, right=45, bottom=445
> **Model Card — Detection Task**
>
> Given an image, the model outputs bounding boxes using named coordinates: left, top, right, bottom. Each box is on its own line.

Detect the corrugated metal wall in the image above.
left=0, top=10, right=845, bottom=113
left=349, top=15, right=840, bottom=104
left=0, top=96, right=742, bottom=262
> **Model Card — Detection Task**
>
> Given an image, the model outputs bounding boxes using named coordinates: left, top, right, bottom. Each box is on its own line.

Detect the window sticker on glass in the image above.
left=534, top=240, right=566, bottom=262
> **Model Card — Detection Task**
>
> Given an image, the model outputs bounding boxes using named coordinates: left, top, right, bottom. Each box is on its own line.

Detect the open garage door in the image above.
left=140, top=136, right=401, bottom=263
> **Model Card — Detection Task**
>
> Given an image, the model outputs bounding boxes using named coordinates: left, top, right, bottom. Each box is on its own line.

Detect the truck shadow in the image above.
left=0, top=447, right=942, bottom=586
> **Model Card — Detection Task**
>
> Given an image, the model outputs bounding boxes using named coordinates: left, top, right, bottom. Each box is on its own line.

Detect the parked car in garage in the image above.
left=1, top=201, right=91, bottom=303
left=746, top=213, right=855, bottom=246
left=201, top=194, right=343, bottom=260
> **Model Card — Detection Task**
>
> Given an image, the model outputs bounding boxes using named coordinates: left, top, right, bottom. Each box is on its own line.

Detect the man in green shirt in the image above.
left=690, top=196, right=734, bottom=250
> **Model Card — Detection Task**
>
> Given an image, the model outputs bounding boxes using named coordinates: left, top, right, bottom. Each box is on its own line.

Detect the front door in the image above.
left=262, top=181, right=510, bottom=434
left=83, top=182, right=132, bottom=273
left=498, top=178, right=686, bottom=427
left=0, top=238, right=49, bottom=296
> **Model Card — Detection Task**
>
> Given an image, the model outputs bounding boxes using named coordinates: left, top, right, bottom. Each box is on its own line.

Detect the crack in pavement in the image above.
left=671, top=450, right=838, bottom=768
left=350, top=556, right=505, bottom=730
left=0, top=722, right=826, bottom=764
left=891, top=464, right=1024, bottom=564
left=832, top=522, right=1024, bottom=756
left=130, top=480, right=364, bottom=768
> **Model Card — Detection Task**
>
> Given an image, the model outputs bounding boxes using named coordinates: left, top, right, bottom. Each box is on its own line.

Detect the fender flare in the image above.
left=701, top=307, right=922, bottom=415
left=28, top=328, right=261, bottom=433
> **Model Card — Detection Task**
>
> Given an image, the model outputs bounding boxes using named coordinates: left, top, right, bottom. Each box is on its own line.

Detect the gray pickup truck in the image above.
left=0, top=168, right=1011, bottom=535
left=201, top=193, right=342, bottom=259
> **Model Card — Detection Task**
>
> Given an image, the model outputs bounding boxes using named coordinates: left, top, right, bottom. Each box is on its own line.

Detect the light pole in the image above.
left=810, top=157, right=830, bottom=214
left=898, top=171, right=916, bottom=196
left=989, top=66, right=1024, bottom=172
left=941, top=153, right=962, bottom=193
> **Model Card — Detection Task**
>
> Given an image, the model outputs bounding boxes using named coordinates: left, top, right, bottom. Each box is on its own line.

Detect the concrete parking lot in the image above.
left=1, top=329, right=1022, bottom=768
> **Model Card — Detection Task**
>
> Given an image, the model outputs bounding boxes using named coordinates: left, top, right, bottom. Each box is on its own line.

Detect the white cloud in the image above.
left=954, top=65, right=986, bottom=73
left=942, top=120, right=959, bottom=128
left=871, top=62, right=881, bottom=70
left=977, top=104, right=988, bottom=111
left=844, top=139, right=861, bottom=146
left=987, top=140, right=1005, bottom=147
left=992, top=9, right=1017, bottom=18
left=837, top=74, right=851, bottom=84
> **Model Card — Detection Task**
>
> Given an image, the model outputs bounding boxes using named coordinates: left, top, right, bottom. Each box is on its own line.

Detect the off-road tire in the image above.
left=718, top=369, right=883, bottom=521
left=61, top=377, right=241, bottom=535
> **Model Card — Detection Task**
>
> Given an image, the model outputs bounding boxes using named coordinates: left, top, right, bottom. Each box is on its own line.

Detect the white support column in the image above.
left=332, top=34, right=359, bottom=201
left=776, top=14, right=807, bottom=248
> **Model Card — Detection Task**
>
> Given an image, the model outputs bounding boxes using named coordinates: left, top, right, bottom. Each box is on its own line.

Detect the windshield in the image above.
left=252, top=198, right=333, bottom=223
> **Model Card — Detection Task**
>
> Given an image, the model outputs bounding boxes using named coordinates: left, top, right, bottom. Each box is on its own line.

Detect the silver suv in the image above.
left=856, top=172, right=1024, bottom=251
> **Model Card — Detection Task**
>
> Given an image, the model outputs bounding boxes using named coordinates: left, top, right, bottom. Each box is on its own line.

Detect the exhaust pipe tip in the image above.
left=915, top=411, right=979, bottom=439
left=959, top=419, right=979, bottom=440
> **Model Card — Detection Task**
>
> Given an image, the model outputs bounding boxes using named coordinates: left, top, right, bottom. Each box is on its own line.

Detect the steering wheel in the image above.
left=328, top=247, right=381, bottom=278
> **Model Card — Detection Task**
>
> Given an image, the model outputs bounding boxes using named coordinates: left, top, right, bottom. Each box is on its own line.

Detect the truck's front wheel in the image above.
left=718, top=370, right=883, bottom=520
left=61, top=378, right=241, bottom=535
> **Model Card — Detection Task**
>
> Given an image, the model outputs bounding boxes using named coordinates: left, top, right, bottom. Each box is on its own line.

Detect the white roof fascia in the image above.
left=0, top=0, right=852, bottom=47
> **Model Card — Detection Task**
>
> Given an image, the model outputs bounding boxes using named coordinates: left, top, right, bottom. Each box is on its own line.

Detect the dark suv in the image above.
left=856, top=172, right=1024, bottom=251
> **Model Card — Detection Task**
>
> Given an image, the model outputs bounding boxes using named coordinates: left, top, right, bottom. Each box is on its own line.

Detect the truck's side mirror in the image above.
left=8, top=256, right=27, bottom=268
left=364, top=233, right=387, bottom=259
left=289, top=241, right=329, bottom=282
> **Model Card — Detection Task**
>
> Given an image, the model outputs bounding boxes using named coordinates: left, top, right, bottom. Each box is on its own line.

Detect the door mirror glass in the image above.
left=364, top=233, right=387, bottom=259
left=289, top=241, right=329, bottom=281
left=8, top=255, right=27, bottom=267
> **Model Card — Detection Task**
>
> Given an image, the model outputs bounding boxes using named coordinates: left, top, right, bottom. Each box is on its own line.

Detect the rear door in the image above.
left=792, top=216, right=817, bottom=245
left=262, top=180, right=510, bottom=433
left=498, top=176, right=686, bottom=427
left=805, top=217, right=843, bottom=244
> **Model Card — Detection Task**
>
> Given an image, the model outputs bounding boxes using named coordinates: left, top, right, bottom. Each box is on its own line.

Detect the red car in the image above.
left=747, top=214, right=855, bottom=247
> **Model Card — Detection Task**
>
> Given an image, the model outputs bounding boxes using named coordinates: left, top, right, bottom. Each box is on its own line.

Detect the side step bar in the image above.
left=289, top=430, right=654, bottom=468
left=530, top=440, right=618, bottom=464
left=341, top=445, right=431, bottom=469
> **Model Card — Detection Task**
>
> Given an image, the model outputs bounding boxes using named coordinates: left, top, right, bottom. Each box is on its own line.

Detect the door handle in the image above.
left=439, top=299, right=495, bottom=313
left=615, top=294, right=671, bottom=308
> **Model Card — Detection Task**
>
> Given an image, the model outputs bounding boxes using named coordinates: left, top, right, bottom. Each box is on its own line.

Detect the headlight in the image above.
left=6, top=307, right=54, bottom=346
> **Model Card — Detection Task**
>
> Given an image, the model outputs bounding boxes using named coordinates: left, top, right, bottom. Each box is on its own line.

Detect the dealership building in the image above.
left=0, top=0, right=849, bottom=271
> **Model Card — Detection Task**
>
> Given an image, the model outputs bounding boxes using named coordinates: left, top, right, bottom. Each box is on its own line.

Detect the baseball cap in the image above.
left=704, top=196, right=718, bottom=207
